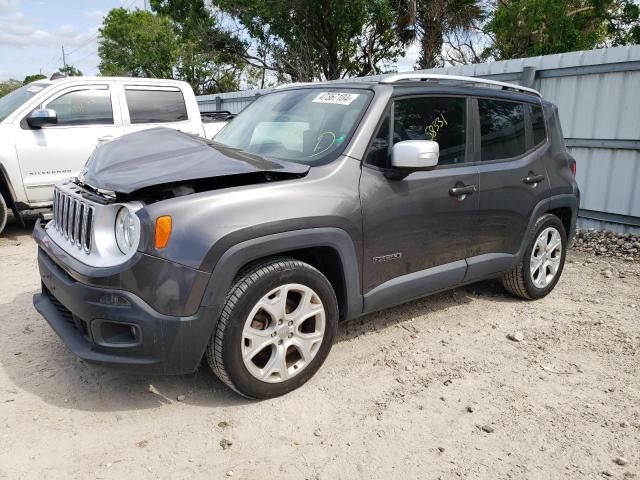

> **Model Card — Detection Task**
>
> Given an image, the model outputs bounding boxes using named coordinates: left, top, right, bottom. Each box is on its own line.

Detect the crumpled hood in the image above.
left=80, top=127, right=310, bottom=194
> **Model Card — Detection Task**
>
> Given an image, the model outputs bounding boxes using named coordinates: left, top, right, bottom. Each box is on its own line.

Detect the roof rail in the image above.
left=274, top=82, right=317, bottom=90
left=379, top=73, right=541, bottom=97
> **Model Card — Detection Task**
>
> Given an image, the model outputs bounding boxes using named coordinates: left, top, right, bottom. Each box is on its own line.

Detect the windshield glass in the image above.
left=214, top=88, right=372, bottom=164
left=0, top=82, right=48, bottom=122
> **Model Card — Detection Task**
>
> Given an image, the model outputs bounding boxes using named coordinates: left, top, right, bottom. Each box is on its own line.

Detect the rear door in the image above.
left=467, top=97, right=550, bottom=279
left=15, top=82, right=123, bottom=203
left=361, top=95, right=479, bottom=306
left=120, top=84, right=201, bottom=136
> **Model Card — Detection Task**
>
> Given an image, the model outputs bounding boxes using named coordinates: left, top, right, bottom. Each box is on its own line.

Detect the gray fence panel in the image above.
left=197, top=45, right=640, bottom=232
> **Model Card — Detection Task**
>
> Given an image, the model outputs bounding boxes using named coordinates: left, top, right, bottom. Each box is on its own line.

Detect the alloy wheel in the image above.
left=530, top=226, right=563, bottom=289
left=241, top=283, right=326, bottom=383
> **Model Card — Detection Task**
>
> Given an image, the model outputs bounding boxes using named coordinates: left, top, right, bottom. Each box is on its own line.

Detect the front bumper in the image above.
left=33, top=224, right=219, bottom=375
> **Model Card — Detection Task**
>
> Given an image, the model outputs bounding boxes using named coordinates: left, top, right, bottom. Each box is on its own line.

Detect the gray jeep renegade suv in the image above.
left=33, top=74, right=579, bottom=398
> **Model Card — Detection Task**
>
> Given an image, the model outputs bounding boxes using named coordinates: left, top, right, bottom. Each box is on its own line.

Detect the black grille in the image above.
left=42, top=284, right=89, bottom=337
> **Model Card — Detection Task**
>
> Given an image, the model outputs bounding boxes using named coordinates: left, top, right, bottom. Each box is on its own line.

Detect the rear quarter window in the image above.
left=125, top=88, right=188, bottom=124
left=531, top=104, right=547, bottom=146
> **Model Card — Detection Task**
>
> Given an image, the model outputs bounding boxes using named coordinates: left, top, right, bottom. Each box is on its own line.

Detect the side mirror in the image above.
left=391, top=140, right=439, bottom=170
left=27, top=109, right=57, bottom=128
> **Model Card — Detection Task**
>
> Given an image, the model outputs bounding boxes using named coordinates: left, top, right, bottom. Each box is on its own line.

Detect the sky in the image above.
left=0, top=0, right=419, bottom=83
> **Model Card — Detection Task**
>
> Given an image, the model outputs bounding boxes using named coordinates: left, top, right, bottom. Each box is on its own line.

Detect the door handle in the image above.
left=449, top=185, right=477, bottom=197
left=523, top=174, right=545, bottom=184
left=97, top=135, right=114, bottom=142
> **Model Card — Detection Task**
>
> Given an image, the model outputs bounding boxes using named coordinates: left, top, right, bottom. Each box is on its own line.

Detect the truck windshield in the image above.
left=0, top=82, right=48, bottom=122
left=214, top=88, right=372, bottom=165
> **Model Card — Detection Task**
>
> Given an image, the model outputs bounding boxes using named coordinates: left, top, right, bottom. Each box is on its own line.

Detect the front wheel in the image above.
left=206, top=257, right=338, bottom=399
left=502, top=214, right=567, bottom=300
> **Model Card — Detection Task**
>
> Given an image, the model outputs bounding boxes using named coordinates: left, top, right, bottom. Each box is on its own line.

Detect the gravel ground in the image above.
left=573, top=229, right=640, bottom=260
left=0, top=215, right=639, bottom=480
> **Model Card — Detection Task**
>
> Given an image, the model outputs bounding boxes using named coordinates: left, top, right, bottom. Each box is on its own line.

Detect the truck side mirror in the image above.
left=391, top=140, right=439, bottom=170
left=27, top=109, right=58, bottom=128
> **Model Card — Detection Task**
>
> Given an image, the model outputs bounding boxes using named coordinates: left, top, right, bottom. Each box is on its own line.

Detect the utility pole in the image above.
left=61, top=45, right=67, bottom=70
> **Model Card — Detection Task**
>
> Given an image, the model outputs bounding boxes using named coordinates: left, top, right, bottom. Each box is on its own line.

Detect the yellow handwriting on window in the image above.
left=424, top=113, right=448, bottom=141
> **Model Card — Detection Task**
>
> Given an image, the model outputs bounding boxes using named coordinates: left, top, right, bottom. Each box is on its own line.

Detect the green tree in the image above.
left=23, top=74, right=47, bottom=84
left=98, top=4, right=241, bottom=94
left=98, top=8, right=180, bottom=78
left=58, top=65, right=83, bottom=77
left=396, top=0, right=484, bottom=69
left=485, top=0, right=640, bottom=60
left=149, top=0, right=244, bottom=93
left=210, top=0, right=405, bottom=81
left=606, top=0, right=640, bottom=45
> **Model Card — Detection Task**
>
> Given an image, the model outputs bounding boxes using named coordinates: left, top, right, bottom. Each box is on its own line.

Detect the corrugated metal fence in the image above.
left=197, top=45, right=640, bottom=233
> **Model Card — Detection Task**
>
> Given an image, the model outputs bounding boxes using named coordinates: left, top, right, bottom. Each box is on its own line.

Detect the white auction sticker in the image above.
left=312, top=92, right=360, bottom=106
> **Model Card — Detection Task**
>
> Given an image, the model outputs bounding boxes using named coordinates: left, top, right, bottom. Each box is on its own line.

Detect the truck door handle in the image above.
left=523, top=174, right=545, bottom=184
left=449, top=185, right=477, bottom=197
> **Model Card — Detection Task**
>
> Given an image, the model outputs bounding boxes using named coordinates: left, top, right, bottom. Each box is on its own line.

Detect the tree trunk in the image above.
left=418, top=19, right=444, bottom=69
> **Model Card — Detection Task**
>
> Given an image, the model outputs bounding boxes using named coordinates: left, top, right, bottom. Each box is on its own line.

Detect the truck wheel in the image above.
left=502, top=214, right=567, bottom=300
left=0, top=193, right=8, bottom=235
left=206, top=257, right=338, bottom=399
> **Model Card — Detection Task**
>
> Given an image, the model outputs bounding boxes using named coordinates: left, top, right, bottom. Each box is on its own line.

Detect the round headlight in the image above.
left=115, top=207, right=140, bottom=254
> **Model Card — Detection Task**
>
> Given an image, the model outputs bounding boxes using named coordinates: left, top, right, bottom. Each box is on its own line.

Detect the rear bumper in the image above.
left=33, top=234, right=218, bottom=375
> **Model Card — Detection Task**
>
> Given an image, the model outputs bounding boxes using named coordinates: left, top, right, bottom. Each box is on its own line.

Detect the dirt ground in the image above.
left=1, top=214, right=639, bottom=480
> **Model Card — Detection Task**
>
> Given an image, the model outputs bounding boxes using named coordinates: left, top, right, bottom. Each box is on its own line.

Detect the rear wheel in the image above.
left=0, top=193, right=8, bottom=235
left=206, top=257, right=338, bottom=399
left=502, top=214, right=567, bottom=300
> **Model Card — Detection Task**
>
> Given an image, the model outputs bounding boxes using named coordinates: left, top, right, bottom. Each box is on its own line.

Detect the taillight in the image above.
left=569, top=161, right=576, bottom=176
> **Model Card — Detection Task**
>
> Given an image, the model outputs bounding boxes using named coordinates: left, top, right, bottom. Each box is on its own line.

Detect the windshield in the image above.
left=0, top=82, right=48, bottom=122
left=214, top=88, right=372, bottom=164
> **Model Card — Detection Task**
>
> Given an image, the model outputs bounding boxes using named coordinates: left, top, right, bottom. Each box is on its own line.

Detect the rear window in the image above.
left=125, top=88, right=188, bottom=124
left=479, top=99, right=526, bottom=161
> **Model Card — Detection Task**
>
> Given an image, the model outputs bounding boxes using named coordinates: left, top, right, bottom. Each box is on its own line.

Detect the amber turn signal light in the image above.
left=155, top=216, right=172, bottom=249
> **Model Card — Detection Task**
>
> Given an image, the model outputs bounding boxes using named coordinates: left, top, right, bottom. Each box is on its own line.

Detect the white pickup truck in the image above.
left=0, top=76, right=228, bottom=234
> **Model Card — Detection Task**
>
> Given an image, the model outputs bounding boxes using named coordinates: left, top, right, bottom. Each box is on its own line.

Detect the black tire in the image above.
left=206, top=257, right=338, bottom=399
left=0, top=193, right=8, bottom=235
left=502, top=214, right=567, bottom=300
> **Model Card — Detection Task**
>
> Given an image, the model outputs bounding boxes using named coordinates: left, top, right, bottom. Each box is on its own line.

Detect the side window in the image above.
left=479, top=99, right=526, bottom=161
left=365, top=111, right=390, bottom=168
left=393, top=97, right=466, bottom=165
left=125, top=89, right=188, bottom=124
left=531, top=104, right=547, bottom=146
left=45, top=88, right=113, bottom=126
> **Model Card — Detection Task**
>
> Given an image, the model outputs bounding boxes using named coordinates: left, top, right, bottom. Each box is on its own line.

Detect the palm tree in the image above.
left=397, top=0, right=484, bottom=68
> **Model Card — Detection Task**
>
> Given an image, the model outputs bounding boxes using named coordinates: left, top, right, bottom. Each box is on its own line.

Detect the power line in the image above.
left=42, top=0, right=140, bottom=73
left=74, top=50, right=97, bottom=65
left=65, top=0, right=137, bottom=58
left=42, top=52, right=60, bottom=70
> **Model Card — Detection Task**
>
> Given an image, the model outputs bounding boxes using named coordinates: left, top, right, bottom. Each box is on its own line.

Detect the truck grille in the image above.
left=52, top=188, right=95, bottom=253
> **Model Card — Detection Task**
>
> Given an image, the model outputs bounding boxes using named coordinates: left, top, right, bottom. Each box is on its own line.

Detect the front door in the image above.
left=469, top=98, right=551, bottom=278
left=361, top=96, right=479, bottom=309
left=15, top=83, right=123, bottom=203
